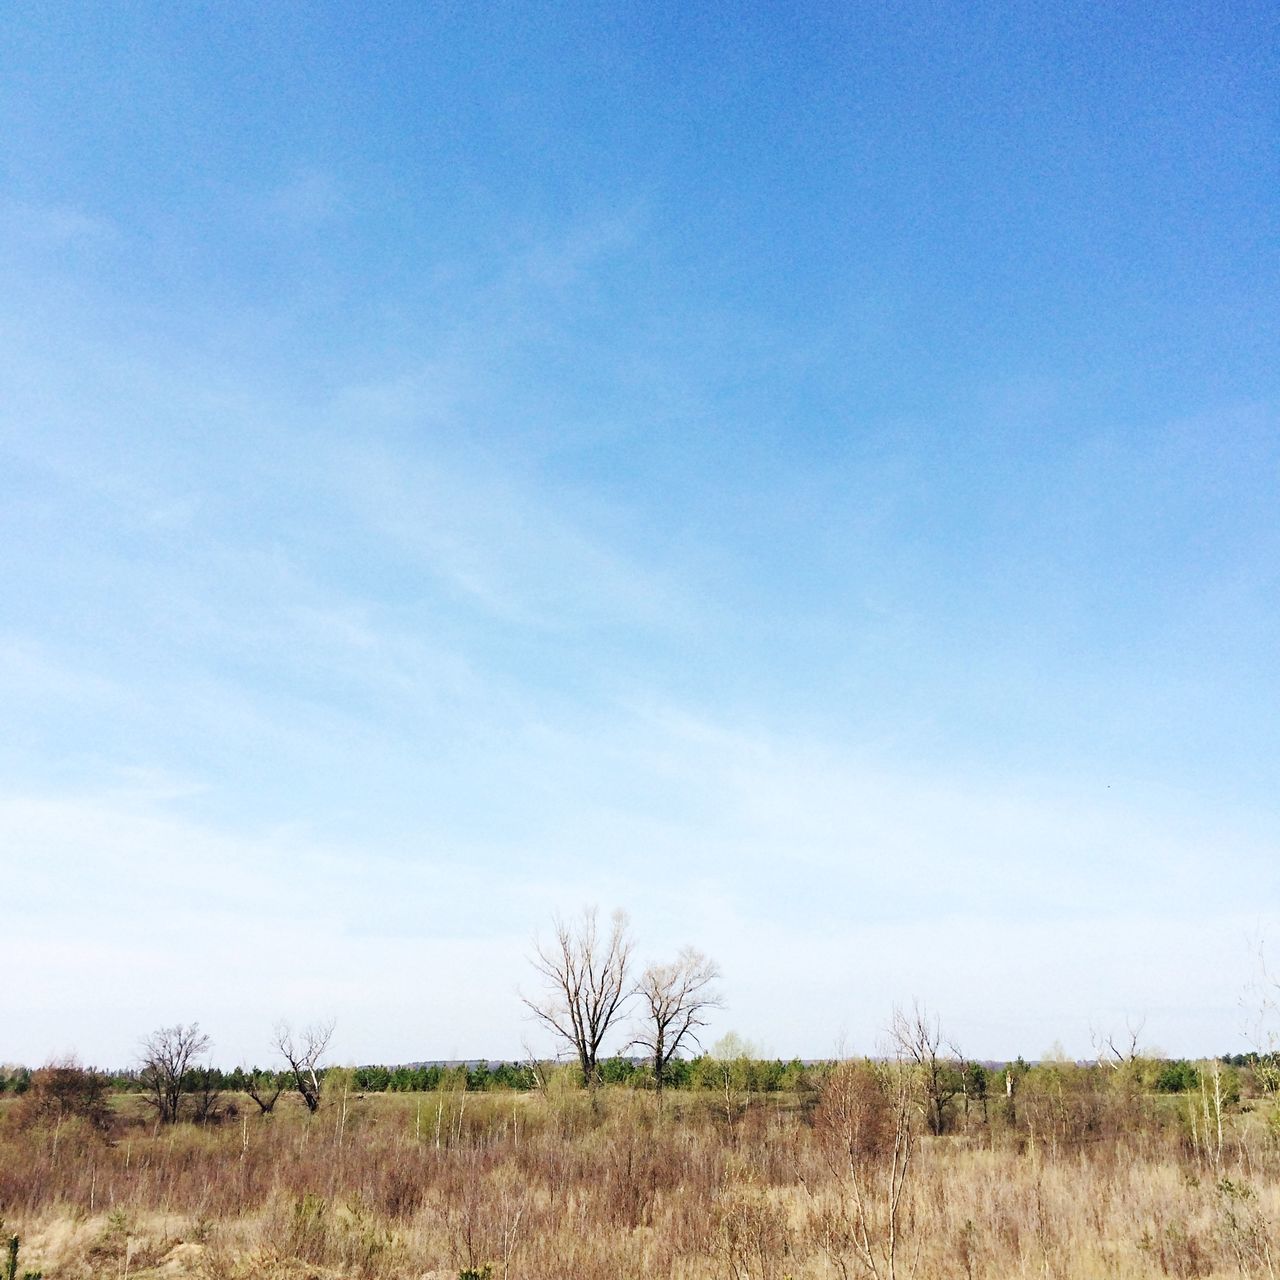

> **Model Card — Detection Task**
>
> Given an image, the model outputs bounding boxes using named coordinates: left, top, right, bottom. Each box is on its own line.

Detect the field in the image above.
left=3, top=1057, right=1280, bottom=1280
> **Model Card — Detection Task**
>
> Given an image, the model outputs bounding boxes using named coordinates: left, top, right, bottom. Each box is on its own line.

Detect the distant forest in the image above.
left=1, top=1051, right=1269, bottom=1100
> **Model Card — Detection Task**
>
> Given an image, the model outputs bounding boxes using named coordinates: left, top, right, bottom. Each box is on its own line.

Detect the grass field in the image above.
left=2, top=1064, right=1279, bottom=1279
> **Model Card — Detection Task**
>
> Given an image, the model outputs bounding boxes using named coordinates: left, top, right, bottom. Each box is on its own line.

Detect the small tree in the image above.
left=708, top=1031, right=757, bottom=1132
left=634, top=947, right=723, bottom=1091
left=273, top=1020, right=334, bottom=1113
left=139, top=1024, right=211, bottom=1124
left=523, top=907, right=634, bottom=1087
left=189, top=1065, right=223, bottom=1123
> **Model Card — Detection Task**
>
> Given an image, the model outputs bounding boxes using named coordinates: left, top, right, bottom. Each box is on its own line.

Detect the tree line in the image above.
left=0, top=1051, right=1232, bottom=1106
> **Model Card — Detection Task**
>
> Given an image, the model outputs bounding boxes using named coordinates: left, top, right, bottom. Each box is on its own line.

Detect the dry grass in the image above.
left=2, top=1080, right=1278, bottom=1279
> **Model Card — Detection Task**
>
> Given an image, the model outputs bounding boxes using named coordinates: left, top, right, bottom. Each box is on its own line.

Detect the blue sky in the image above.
left=1, top=0, right=1277, bottom=1067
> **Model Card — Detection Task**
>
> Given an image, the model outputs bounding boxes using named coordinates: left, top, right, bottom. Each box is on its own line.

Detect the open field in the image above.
left=4, top=1061, right=1280, bottom=1280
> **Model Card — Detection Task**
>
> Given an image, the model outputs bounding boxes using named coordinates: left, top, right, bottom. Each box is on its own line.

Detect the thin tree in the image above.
left=139, top=1023, right=211, bottom=1124
left=273, top=1020, right=334, bottom=1113
left=633, top=947, right=723, bottom=1091
left=523, top=907, right=634, bottom=1087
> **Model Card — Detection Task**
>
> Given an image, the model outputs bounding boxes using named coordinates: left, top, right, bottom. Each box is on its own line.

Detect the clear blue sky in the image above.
left=2, top=1, right=1277, bottom=1067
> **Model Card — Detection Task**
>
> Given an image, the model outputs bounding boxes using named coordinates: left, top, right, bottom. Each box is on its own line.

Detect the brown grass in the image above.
left=2, top=1078, right=1278, bottom=1280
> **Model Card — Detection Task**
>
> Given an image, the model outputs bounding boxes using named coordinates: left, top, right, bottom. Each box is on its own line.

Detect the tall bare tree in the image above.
left=634, top=947, right=723, bottom=1090
left=273, top=1020, right=334, bottom=1113
left=524, top=907, right=634, bottom=1087
left=139, top=1023, right=210, bottom=1124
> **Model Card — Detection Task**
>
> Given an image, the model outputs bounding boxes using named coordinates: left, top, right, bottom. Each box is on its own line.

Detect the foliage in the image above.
left=1156, top=1060, right=1201, bottom=1093
left=0, top=1069, right=31, bottom=1096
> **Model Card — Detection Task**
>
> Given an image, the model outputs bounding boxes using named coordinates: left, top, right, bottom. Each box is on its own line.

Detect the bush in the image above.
left=13, top=1059, right=111, bottom=1132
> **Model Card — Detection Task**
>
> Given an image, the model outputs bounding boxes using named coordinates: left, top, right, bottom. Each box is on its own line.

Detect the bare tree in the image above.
left=1091, top=1014, right=1147, bottom=1069
left=634, top=947, right=723, bottom=1091
left=523, top=907, right=634, bottom=1087
left=273, top=1020, right=334, bottom=1113
left=520, top=1039, right=552, bottom=1098
left=890, top=1002, right=962, bottom=1136
left=139, top=1023, right=211, bottom=1124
